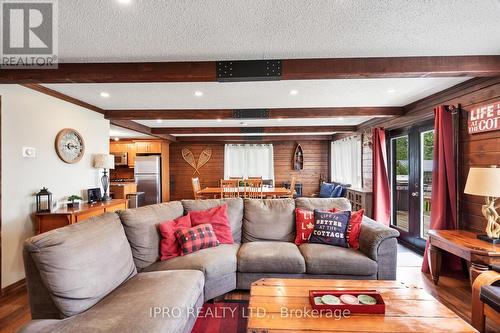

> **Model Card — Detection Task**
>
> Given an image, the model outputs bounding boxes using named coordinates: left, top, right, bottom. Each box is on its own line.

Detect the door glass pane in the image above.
left=420, top=130, right=434, bottom=239
left=391, top=136, right=409, bottom=231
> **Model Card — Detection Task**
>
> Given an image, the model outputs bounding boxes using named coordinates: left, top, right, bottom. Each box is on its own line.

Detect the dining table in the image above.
left=197, top=186, right=292, bottom=197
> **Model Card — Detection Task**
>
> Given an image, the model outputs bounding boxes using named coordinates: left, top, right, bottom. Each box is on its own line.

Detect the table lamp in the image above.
left=93, top=154, right=115, bottom=201
left=464, top=166, right=500, bottom=243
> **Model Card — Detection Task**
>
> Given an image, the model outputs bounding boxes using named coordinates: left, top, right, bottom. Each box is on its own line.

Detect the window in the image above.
left=224, top=144, right=274, bottom=180
left=330, top=136, right=362, bottom=188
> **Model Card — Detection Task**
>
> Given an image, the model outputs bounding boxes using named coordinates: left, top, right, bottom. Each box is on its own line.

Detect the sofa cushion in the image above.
left=319, top=183, right=336, bottom=198
left=24, top=213, right=137, bottom=317
left=295, top=197, right=352, bottom=211
left=182, top=198, right=243, bottom=243
left=242, top=198, right=295, bottom=242
left=238, top=241, right=306, bottom=273
left=22, top=270, right=204, bottom=333
left=299, top=243, right=377, bottom=276
left=142, top=244, right=239, bottom=280
left=118, top=201, right=184, bottom=269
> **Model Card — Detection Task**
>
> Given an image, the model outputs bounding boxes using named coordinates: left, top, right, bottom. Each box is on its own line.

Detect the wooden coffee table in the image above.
left=247, top=278, right=477, bottom=332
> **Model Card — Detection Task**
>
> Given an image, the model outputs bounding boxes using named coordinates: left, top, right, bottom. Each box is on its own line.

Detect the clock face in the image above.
left=55, top=129, right=85, bottom=164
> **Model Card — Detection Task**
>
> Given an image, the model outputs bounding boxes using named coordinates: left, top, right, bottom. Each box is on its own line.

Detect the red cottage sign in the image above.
left=468, top=100, right=500, bottom=134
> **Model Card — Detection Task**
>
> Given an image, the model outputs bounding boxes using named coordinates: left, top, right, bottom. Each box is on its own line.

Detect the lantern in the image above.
left=36, top=187, right=52, bottom=213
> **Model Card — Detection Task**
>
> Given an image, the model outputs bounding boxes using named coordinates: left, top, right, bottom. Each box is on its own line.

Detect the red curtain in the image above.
left=372, top=128, right=390, bottom=226
left=422, top=106, right=461, bottom=273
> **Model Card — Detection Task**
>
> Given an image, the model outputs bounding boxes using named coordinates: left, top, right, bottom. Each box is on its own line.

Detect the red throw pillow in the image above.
left=189, top=204, right=234, bottom=244
left=158, top=214, right=192, bottom=260
left=175, top=224, right=219, bottom=255
left=346, top=209, right=364, bottom=249
left=295, top=208, right=335, bottom=245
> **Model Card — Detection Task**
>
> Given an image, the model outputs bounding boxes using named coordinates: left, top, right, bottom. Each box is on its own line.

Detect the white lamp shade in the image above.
left=464, top=167, right=500, bottom=197
left=93, top=154, right=115, bottom=169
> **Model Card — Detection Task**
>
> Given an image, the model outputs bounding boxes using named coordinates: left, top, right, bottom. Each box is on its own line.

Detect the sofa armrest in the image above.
left=359, top=217, right=399, bottom=261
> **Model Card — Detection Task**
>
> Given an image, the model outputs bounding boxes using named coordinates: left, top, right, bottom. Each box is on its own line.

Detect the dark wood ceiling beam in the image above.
left=152, top=125, right=356, bottom=135
left=105, top=107, right=402, bottom=120
left=176, top=135, right=333, bottom=142
left=2, top=56, right=499, bottom=83
left=23, top=84, right=105, bottom=114
left=110, top=120, right=176, bottom=142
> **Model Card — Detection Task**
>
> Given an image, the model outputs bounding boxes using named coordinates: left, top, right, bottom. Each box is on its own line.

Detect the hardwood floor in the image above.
left=0, top=243, right=497, bottom=333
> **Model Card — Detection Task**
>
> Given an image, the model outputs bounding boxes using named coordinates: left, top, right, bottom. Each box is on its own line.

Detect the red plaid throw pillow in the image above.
left=174, top=224, right=219, bottom=255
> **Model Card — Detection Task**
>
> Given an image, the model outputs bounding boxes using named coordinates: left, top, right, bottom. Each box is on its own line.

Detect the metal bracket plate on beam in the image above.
left=217, top=60, right=281, bottom=82
left=232, top=109, right=269, bottom=119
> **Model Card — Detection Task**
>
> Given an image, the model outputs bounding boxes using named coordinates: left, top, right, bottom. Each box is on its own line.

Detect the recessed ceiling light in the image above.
left=240, top=122, right=248, bottom=126
left=277, top=117, right=283, bottom=122
left=117, top=0, right=132, bottom=4
left=113, top=137, right=120, bottom=141
left=289, top=89, right=298, bottom=96
left=194, top=91, right=203, bottom=97
left=216, top=118, right=222, bottom=122
left=100, top=92, right=110, bottom=98
left=156, top=119, right=163, bottom=124
left=338, top=117, right=344, bottom=121
left=387, top=88, right=396, bottom=93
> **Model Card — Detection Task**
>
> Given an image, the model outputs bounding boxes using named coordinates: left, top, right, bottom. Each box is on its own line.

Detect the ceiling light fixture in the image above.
left=387, top=88, right=396, bottom=93
left=277, top=117, right=283, bottom=122
left=240, top=122, right=248, bottom=126
left=100, top=92, right=110, bottom=98
left=194, top=91, right=203, bottom=97
left=216, top=118, right=222, bottom=122
left=114, top=137, right=120, bottom=141
left=156, top=119, right=163, bottom=124
left=289, top=89, right=298, bottom=96
left=117, top=0, right=132, bottom=5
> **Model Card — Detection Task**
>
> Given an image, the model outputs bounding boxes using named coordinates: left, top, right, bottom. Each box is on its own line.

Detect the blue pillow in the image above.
left=331, top=185, right=343, bottom=198
left=319, top=183, right=336, bottom=198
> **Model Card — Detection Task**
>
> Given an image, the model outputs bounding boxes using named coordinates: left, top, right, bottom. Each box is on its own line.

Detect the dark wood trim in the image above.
left=176, top=135, right=333, bottom=142
left=22, top=84, right=105, bottom=114
left=110, top=120, right=176, bottom=142
left=0, top=96, right=2, bottom=290
left=0, top=279, right=26, bottom=298
left=105, top=107, right=402, bottom=120
left=2, top=56, right=499, bottom=83
left=152, top=125, right=356, bottom=135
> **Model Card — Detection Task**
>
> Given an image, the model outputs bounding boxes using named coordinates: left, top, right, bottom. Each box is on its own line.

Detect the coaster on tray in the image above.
left=321, top=295, right=341, bottom=305
left=314, top=296, right=324, bottom=305
left=340, top=294, right=359, bottom=305
left=357, top=294, right=377, bottom=305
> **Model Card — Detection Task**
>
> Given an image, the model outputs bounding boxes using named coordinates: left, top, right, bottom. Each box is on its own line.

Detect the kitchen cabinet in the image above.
left=110, top=182, right=137, bottom=199
left=136, top=141, right=162, bottom=154
left=127, top=143, right=136, bottom=167
left=109, top=142, right=128, bottom=154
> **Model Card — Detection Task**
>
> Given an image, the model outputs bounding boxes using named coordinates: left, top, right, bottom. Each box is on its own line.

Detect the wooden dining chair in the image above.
left=245, top=179, right=264, bottom=199
left=192, top=177, right=204, bottom=200
left=220, top=179, right=240, bottom=198
left=248, top=176, right=262, bottom=180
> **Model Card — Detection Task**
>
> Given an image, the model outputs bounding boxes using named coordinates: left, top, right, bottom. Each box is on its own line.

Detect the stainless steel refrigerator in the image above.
left=134, top=155, right=161, bottom=205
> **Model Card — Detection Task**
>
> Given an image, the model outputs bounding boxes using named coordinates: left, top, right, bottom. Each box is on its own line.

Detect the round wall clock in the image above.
left=55, top=128, right=85, bottom=164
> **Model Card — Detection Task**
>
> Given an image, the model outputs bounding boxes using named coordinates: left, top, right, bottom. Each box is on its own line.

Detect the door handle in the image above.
left=411, top=192, right=419, bottom=197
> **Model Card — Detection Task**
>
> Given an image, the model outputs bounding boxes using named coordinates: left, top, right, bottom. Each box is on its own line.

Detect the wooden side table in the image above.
left=428, top=229, right=500, bottom=286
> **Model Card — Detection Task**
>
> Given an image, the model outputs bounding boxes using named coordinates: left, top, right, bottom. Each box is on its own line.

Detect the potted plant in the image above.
left=67, top=195, right=83, bottom=209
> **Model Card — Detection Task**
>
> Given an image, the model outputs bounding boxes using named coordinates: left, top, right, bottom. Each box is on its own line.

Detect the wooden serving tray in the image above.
left=309, top=289, right=385, bottom=314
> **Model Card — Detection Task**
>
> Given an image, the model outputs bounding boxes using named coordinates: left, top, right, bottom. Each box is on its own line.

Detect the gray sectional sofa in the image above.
left=20, top=197, right=399, bottom=333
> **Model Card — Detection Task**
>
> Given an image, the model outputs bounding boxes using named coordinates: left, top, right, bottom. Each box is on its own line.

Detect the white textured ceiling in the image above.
left=109, top=124, right=153, bottom=139
left=58, top=0, right=500, bottom=62
left=43, top=78, right=468, bottom=109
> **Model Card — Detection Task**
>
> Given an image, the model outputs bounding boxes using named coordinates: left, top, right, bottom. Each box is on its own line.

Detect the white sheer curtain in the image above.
left=224, top=144, right=274, bottom=180
left=331, top=136, right=362, bottom=188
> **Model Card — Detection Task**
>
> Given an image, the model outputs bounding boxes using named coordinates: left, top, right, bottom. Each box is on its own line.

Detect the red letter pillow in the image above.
left=175, top=224, right=219, bottom=255
left=346, top=209, right=364, bottom=249
left=189, top=204, right=234, bottom=244
left=158, top=213, right=192, bottom=260
left=295, top=208, right=335, bottom=245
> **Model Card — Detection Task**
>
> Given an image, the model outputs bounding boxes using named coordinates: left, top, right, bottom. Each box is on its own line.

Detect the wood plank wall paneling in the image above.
left=169, top=141, right=329, bottom=201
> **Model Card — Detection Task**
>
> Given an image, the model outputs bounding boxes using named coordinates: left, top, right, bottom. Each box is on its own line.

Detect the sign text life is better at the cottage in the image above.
left=468, top=100, right=500, bottom=134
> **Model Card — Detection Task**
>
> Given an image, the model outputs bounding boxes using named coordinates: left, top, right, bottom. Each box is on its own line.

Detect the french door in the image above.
left=388, top=121, right=434, bottom=252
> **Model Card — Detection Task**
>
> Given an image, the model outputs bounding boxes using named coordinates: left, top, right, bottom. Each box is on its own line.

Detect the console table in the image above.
left=35, top=199, right=128, bottom=234
left=428, top=229, right=500, bottom=286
